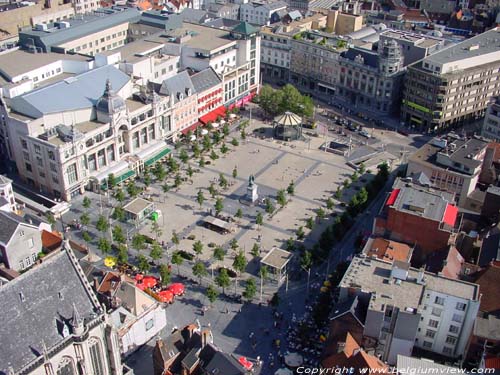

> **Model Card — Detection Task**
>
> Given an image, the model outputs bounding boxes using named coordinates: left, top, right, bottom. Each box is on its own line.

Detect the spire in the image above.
left=70, top=303, right=84, bottom=335
left=41, top=340, right=49, bottom=362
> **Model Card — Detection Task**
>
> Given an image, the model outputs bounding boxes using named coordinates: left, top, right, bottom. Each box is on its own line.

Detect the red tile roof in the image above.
left=485, top=356, right=500, bottom=369
left=41, top=230, right=63, bottom=252
left=443, top=204, right=458, bottom=227
left=441, top=246, right=464, bottom=279
left=367, top=238, right=412, bottom=263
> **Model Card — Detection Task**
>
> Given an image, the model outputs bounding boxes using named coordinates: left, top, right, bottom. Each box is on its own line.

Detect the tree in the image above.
left=270, top=292, right=280, bottom=308
left=199, top=156, right=206, bottom=168
left=223, top=123, right=230, bottom=137
left=213, top=131, right=221, bottom=145
left=159, top=264, right=171, bottom=285
left=143, top=173, right=151, bottom=188
left=358, top=162, right=366, bottom=175
left=351, top=171, right=359, bottom=183
left=209, top=183, right=217, bottom=198
left=162, top=183, right=170, bottom=195
left=179, top=149, right=189, bottom=164
left=168, top=157, right=179, bottom=173
left=220, top=143, right=229, bottom=154
left=203, top=134, right=211, bottom=152
left=137, top=254, right=151, bottom=273
left=82, top=231, right=92, bottom=248
left=242, top=278, right=257, bottom=302
left=210, top=150, right=219, bottom=161
left=219, top=173, right=228, bottom=189
left=232, top=166, right=238, bottom=179
left=265, top=198, right=274, bottom=215
left=215, top=268, right=231, bottom=294
left=187, top=165, right=194, bottom=179
left=255, top=212, right=263, bottom=228
left=229, top=238, right=239, bottom=251
left=192, top=142, right=201, bottom=158
left=83, top=196, right=91, bottom=210
left=233, top=251, right=247, bottom=275
left=326, top=197, right=334, bottom=210
left=151, top=220, right=162, bottom=240
left=301, top=250, right=313, bottom=292
left=112, top=225, right=126, bottom=244
left=251, top=243, right=260, bottom=258
left=306, top=217, right=314, bottom=230
left=235, top=208, right=243, bottom=220
left=342, top=179, right=350, bottom=189
left=174, top=173, right=182, bottom=188
left=112, top=207, right=126, bottom=221
left=316, top=207, right=325, bottom=221
left=296, top=226, right=305, bottom=240
left=196, top=190, right=205, bottom=208
left=215, top=197, right=224, bottom=215
left=150, top=242, right=163, bottom=263
left=193, top=261, right=208, bottom=285
left=127, top=180, right=140, bottom=198
left=114, top=189, right=125, bottom=203
left=171, top=231, right=180, bottom=250
left=206, top=285, right=218, bottom=306
left=171, top=252, right=183, bottom=275
left=153, top=163, right=167, bottom=181
left=240, top=129, right=246, bottom=140
left=117, top=243, right=128, bottom=263
left=277, top=189, right=287, bottom=208
left=231, top=138, right=239, bottom=147
left=96, top=215, right=109, bottom=234
left=287, top=180, right=295, bottom=196
left=213, top=246, right=225, bottom=263
left=45, top=212, right=56, bottom=226
left=107, top=173, right=117, bottom=189
left=80, top=213, right=90, bottom=226
left=193, top=240, right=204, bottom=258
left=98, top=237, right=111, bottom=254
left=334, top=187, right=343, bottom=200
left=258, top=85, right=283, bottom=117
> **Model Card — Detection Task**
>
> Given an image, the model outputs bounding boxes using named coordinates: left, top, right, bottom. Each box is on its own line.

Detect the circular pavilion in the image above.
left=273, top=112, right=303, bottom=141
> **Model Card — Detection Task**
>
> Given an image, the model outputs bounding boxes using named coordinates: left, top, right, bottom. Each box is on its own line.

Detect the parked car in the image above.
left=359, top=130, right=371, bottom=138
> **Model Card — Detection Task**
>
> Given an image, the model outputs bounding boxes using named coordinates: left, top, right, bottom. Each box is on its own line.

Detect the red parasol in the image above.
left=157, top=290, right=174, bottom=303
left=238, top=356, right=253, bottom=370
left=142, top=276, right=157, bottom=288
left=135, top=274, right=144, bottom=281
left=168, top=283, right=185, bottom=296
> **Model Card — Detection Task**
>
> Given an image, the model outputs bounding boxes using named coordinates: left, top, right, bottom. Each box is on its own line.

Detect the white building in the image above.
left=482, top=97, right=500, bottom=141
left=0, top=175, right=16, bottom=212
left=339, top=256, right=480, bottom=364
left=240, top=1, right=287, bottom=26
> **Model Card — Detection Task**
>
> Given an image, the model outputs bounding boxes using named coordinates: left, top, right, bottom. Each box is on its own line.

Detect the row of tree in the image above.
left=257, top=84, right=314, bottom=118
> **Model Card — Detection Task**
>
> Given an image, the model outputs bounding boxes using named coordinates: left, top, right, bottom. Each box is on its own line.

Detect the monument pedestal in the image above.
left=247, top=183, right=258, bottom=203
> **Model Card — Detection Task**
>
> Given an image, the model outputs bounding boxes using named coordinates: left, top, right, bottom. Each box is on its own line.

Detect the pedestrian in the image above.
left=225, top=307, right=229, bottom=314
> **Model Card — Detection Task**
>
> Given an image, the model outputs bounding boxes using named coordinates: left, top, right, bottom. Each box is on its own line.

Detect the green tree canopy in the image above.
left=232, top=251, right=247, bottom=275
left=150, top=242, right=163, bottom=262
left=159, top=264, right=171, bottom=285
left=193, top=240, right=204, bottom=257
left=216, top=268, right=231, bottom=294
left=215, top=197, right=224, bottom=215
left=242, top=278, right=257, bottom=302
left=112, top=225, right=126, bottom=244
left=98, top=237, right=111, bottom=254
left=171, top=251, right=183, bottom=275
left=137, top=254, right=150, bottom=273
left=96, top=215, right=109, bottom=233
left=206, top=284, right=219, bottom=305
left=196, top=190, right=205, bottom=208
left=193, top=261, right=208, bottom=284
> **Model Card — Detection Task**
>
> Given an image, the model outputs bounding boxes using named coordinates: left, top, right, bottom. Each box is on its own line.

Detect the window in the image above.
left=434, top=296, right=445, bottom=305
left=425, top=329, right=436, bottom=338
left=52, top=175, right=59, bottom=184
left=446, top=336, right=457, bottom=345
left=431, top=307, right=442, bottom=317
left=428, top=319, right=439, bottom=328
left=28, top=238, right=34, bottom=248
left=89, top=338, right=105, bottom=375
left=456, top=302, right=466, bottom=311
left=34, top=144, right=41, bottom=154
left=25, top=163, right=32, bottom=172
left=23, top=151, right=30, bottom=161
left=452, top=314, right=463, bottom=323
left=48, top=150, right=55, bottom=161
left=57, top=357, right=75, bottom=375
left=67, top=163, right=77, bottom=184
left=50, top=163, right=57, bottom=173
left=449, top=325, right=459, bottom=334
left=423, top=341, right=432, bottom=349
left=146, top=318, right=154, bottom=331
left=443, top=347, right=453, bottom=355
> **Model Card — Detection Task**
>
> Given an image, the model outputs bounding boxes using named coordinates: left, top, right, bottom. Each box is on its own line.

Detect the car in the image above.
left=359, top=130, right=371, bottom=138
left=347, top=123, right=357, bottom=131
left=398, top=129, right=409, bottom=136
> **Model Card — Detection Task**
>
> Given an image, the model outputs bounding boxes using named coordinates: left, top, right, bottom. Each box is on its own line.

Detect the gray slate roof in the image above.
left=139, top=10, right=183, bottom=29
left=191, top=68, right=221, bottom=94
left=204, top=352, right=246, bottom=375
left=0, top=249, right=101, bottom=373
left=159, top=71, right=195, bottom=104
left=180, top=8, right=211, bottom=23
left=0, top=210, right=34, bottom=245
left=10, top=65, right=129, bottom=118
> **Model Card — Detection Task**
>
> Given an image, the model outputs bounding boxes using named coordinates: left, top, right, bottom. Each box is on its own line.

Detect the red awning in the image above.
left=181, top=121, right=203, bottom=135
left=238, top=357, right=253, bottom=370
left=199, top=105, right=226, bottom=125
left=157, top=290, right=174, bottom=303
left=386, top=189, right=400, bottom=206
left=168, top=283, right=185, bottom=296
left=443, top=204, right=458, bottom=227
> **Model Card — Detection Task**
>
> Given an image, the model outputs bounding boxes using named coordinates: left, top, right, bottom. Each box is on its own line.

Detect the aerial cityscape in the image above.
left=0, top=0, right=500, bottom=374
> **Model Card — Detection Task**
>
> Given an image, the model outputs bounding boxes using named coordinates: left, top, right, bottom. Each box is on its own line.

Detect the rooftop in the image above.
left=0, top=50, right=92, bottom=82
left=0, top=248, right=101, bottom=373
left=167, top=22, right=236, bottom=52
left=423, top=27, right=500, bottom=67
left=9, top=65, right=129, bottom=119
left=19, top=7, right=141, bottom=50
left=340, top=256, right=479, bottom=312
left=380, top=30, right=444, bottom=49
left=473, top=263, right=500, bottom=314
left=190, top=67, right=221, bottom=93
left=123, top=197, right=154, bottom=215
left=363, top=237, right=413, bottom=263
left=397, top=355, right=459, bottom=374
left=0, top=210, right=37, bottom=245
left=260, top=247, right=293, bottom=270
left=474, top=315, right=500, bottom=341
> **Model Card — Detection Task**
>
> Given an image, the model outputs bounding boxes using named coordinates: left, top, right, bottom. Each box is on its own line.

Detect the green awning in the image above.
left=402, top=99, right=431, bottom=114
left=144, top=147, right=171, bottom=167
left=411, top=117, right=423, bottom=124
left=101, top=169, right=136, bottom=190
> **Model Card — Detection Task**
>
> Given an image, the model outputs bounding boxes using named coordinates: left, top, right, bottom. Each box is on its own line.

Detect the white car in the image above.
left=359, top=130, right=371, bottom=138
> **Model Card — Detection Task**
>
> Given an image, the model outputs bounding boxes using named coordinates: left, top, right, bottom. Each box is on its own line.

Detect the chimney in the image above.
left=417, top=268, right=425, bottom=284
left=201, top=329, right=211, bottom=347
left=93, top=276, right=100, bottom=291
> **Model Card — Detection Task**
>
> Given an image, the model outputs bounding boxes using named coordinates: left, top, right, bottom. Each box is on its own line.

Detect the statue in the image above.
left=246, top=175, right=258, bottom=203
left=248, top=175, right=255, bottom=187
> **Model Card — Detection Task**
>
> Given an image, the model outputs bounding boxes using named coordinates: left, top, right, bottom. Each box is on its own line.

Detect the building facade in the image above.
left=339, top=256, right=480, bottom=364
left=239, top=1, right=287, bottom=26
left=482, top=97, right=500, bottom=141
left=401, top=27, right=500, bottom=132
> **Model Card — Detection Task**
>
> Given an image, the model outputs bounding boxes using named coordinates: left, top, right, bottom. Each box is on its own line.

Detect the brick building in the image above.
left=373, top=177, right=459, bottom=257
